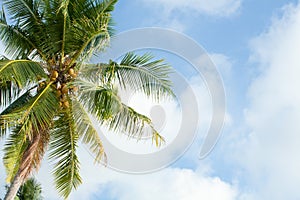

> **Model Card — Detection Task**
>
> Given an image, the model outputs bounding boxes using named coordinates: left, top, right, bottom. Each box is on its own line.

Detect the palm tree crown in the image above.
left=16, top=177, right=43, bottom=200
left=0, top=0, right=173, bottom=199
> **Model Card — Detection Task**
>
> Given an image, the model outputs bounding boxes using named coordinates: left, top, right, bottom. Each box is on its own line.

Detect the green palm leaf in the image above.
left=0, top=60, right=46, bottom=88
left=0, top=82, right=59, bottom=140
left=0, top=90, right=33, bottom=138
left=49, top=107, right=82, bottom=199
left=75, top=79, right=121, bottom=120
left=67, top=0, right=116, bottom=63
left=72, top=98, right=106, bottom=164
left=118, top=53, right=174, bottom=99
left=1, top=1, right=46, bottom=59
left=76, top=79, right=164, bottom=144
left=0, top=81, right=20, bottom=109
left=17, top=177, right=43, bottom=200
left=1, top=82, right=59, bottom=199
left=3, top=0, right=43, bottom=29
left=1, top=84, right=58, bottom=183
left=81, top=52, right=174, bottom=101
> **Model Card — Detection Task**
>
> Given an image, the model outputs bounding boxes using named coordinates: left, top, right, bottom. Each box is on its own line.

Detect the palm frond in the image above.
left=118, top=52, right=174, bottom=100
left=3, top=0, right=42, bottom=29
left=72, top=98, right=106, bottom=164
left=67, top=0, right=117, bottom=64
left=58, top=0, right=70, bottom=15
left=0, top=82, right=59, bottom=140
left=17, top=177, right=43, bottom=200
left=1, top=81, right=55, bottom=183
left=49, top=107, right=82, bottom=199
left=75, top=79, right=121, bottom=121
left=0, top=81, right=21, bottom=110
left=0, top=60, right=46, bottom=89
left=57, top=0, right=70, bottom=61
left=0, top=90, right=33, bottom=138
left=80, top=52, right=174, bottom=101
left=39, top=1, right=64, bottom=57
left=75, top=79, right=164, bottom=144
left=108, top=103, right=151, bottom=138
left=78, top=63, right=109, bottom=83
left=1, top=1, right=46, bottom=59
left=0, top=90, right=33, bottom=116
left=108, top=103, right=165, bottom=145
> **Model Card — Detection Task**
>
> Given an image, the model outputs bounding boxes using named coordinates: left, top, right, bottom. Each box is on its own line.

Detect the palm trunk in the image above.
left=4, top=170, right=23, bottom=200
left=4, top=132, right=45, bottom=200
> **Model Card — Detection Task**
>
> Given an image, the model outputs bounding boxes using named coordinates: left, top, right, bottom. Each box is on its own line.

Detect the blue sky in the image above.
left=1, top=0, right=300, bottom=200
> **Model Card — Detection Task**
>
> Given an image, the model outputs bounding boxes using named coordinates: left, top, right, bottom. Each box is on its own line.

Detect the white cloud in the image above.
left=103, top=168, right=238, bottom=200
left=30, top=145, right=239, bottom=200
left=210, top=53, right=233, bottom=78
left=36, top=152, right=238, bottom=200
left=139, top=0, right=241, bottom=32
left=141, top=0, right=241, bottom=17
left=236, top=2, right=300, bottom=200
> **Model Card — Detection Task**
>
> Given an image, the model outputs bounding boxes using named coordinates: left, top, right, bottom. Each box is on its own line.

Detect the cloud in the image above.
left=141, top=0, right=241, bottom=17
left=36, top=154, right=238, bottom=200
left=209, top=53, right=233, bottom=78
left=235, top=2, right=300, bottom=200
left=32, top=146, right=239, bottom=200
left=139, top=0, right=241, bottom=32
left=102, top=168, right=238, bottom=200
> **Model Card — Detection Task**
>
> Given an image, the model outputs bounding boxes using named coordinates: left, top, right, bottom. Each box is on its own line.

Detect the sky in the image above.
left=1, top=0, right=300, bottom=199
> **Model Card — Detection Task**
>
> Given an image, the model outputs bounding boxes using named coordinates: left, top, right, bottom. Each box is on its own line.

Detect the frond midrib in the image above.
left=67, top=110, right=76, bottom=192
left=0, top=60, right=38, bottom=74
left=18, top=0, right=39, bottom=22
left=20, top=82, right=53, bottom=123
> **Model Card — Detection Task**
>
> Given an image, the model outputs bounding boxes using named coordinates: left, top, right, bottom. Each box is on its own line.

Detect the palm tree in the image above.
left=0, top=0, right=173, bottom=199
left=15, top=177, right=43, bottom=200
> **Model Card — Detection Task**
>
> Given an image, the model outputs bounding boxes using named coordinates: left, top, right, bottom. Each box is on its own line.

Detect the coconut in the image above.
left=61, top=85, right=68, bottom=94
left=68, top=68, right=75, bottom=75
left=70, top=73, right=77, bottom=78
left=69, top=68, right=77, bottom=78
left=56, top=90, right=62, bottom=97
left=51, top=70, right=59, bottom=78
left=63, top=101, right=69, bottom=108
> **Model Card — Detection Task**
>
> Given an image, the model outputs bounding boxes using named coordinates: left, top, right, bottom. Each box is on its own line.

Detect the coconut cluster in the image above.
left=45, top=56, right=79, bottom=109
